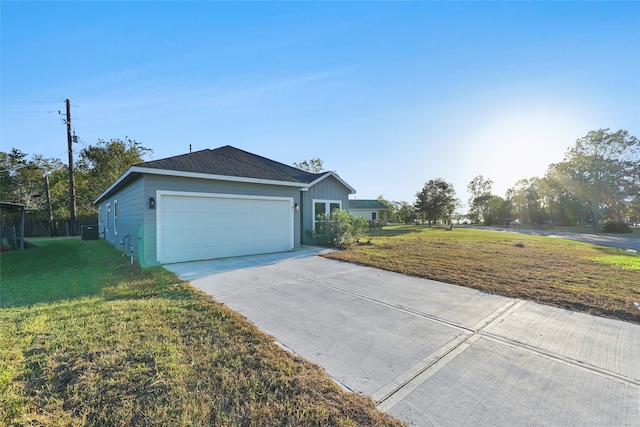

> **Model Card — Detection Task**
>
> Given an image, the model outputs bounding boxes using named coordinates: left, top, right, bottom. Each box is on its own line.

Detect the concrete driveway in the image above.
left=166, top=247, right=640, bottom=426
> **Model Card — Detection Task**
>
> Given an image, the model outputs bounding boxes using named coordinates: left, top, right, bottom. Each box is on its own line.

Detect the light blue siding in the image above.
left=97, top=176, right=145, bottom=261
left=97, top=171, right=353, bottom=265
left=302, top=175, right=351, bottom=244
left=143, top=175, right=301, bottom=266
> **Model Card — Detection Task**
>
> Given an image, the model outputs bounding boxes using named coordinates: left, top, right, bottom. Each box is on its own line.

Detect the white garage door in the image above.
left=157, top=191, right=293, bottom=263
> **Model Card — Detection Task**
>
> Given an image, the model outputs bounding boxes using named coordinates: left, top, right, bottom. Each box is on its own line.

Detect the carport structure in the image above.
left=0, top=202, right=27, bottom=250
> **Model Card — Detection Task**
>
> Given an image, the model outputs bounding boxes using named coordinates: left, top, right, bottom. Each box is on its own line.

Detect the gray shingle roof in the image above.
left=138, top=145, right=324, bottom=184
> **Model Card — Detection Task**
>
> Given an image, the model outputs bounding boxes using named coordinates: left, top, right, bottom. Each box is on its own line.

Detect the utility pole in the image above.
left=65, top=99, right=77, bottom=236
left=44, top=175, right=54, bottom=237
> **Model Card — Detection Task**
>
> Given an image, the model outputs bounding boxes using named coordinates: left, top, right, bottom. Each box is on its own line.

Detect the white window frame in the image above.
left=106, top=203, right=111, bottom=232
left=312, top=199, right=342, bottom=230
left=113, top=200, right=118, bottom=235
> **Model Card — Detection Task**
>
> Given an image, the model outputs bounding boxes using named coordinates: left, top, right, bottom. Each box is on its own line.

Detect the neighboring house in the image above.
left=94, top=146, right=355, bottom=266
left=348, top=199, right=389, bottom=226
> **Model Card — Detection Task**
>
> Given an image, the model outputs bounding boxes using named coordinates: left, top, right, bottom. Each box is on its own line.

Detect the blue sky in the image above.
left=2, top=1, right=639, bottom=207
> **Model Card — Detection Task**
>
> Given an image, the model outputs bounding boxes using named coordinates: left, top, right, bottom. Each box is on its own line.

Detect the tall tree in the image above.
left=376, top=195, right=395, bottom=221
left=625, top=197, right=640, bottom=225
left=396, top=201, right=416, bottom=224
left=483, top=195, right=513, bottom=226
left=548, top=129, right=639, bottom=231
left=293, top=158, right=324, bottom=173
left=506, top=178, right=548, bottom=225
left=76, top=138, right=152, bottom=212
left=544, top=166, right=587, bottom=226
left=467, top=175, right=493, bottom=224
left=376, top=195, right=417, bottom=224
left=0, top=149, right=65, bottom=210
left=414, top=179, right=457, bottom=225
left=0, top=149, right=28, bottom=202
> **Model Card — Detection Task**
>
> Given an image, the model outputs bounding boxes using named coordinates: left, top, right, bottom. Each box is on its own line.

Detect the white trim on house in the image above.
left=312, top=199, right=342, bottom=230
left=155, top=190, right=294, bottom=263
left=309, top=172, right=356, bottom=195
left=106, top=203, right=111, bottom=232
left=113, top=199, right=118, bottom=235
left=94, top=166, right=313, bottom=205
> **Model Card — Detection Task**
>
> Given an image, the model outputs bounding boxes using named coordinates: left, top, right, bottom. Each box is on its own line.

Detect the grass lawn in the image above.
left=326, top=225, right=640, bottom=324
left=0, top=237, right=404, bottom=426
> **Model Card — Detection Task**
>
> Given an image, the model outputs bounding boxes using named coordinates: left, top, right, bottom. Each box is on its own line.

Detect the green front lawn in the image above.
left=0, top=238, right=404, bottom=426
left=327, top=225, right=640, bottom=323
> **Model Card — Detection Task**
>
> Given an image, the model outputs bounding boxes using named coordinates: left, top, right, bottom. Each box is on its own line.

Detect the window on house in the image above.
left=313, top=200, right=342, bottom=229
left=372, top=212, right=377, bottom=221
left=106, top=204, right=111, bottom=232
left=113, top=200, right=118, bottom=235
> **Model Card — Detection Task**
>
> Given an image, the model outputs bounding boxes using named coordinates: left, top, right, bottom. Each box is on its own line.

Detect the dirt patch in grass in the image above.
left=326, top=226, right=640, bottom=324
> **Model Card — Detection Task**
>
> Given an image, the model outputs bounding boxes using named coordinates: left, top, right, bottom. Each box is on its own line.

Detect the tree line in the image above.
left=1, top=138, right=152, bottom=236
left=2, top=128, right=638, bottom=237
left=379, top=129, right=640, bottom=231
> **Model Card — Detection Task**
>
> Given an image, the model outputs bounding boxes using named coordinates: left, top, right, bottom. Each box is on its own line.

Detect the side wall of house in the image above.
left=141, top=175, right=302, bottom=266
left=302, top=175, right=351, bottom=244
left=97, top=176, right=145, bottom=261
left=349, top=209, right=388, bottom=223
left=349, top=209, right=374, bottom=221
left=349, top=209, right=389, bottom=226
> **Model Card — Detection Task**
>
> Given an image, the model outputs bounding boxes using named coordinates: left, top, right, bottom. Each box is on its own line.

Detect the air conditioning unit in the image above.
left=81, top=225, right=99, bottom=241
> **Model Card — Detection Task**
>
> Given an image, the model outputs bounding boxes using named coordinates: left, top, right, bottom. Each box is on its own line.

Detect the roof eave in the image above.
left=349, top=206, right=389, bottom=211
left=93, top=166, right=312, bottom=205
left=94, top=166, right=138, bottom=205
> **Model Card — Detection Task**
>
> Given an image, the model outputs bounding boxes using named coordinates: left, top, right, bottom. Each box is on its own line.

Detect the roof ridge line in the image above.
left=216, top=146, right=323, bottom=181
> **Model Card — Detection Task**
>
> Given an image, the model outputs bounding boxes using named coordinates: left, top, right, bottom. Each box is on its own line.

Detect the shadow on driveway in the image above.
left=164, top=245, right=337, bottom=281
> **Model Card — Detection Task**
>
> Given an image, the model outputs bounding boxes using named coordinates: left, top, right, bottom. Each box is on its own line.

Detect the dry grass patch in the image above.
left=1, top=238, right=404, bottom=426
left=327, top=226, right=640, bottom=323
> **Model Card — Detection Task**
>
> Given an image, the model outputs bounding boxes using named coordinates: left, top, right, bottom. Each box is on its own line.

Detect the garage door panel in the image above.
left=158, top=193, right=293, bottom=263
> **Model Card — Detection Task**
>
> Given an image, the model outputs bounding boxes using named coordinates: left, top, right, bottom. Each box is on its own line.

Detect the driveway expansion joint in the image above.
left=373, top=299, right=524, bottom=411
left=477, top=331, right=640, bottom=388
left=170, top=252, right=640, bottom=426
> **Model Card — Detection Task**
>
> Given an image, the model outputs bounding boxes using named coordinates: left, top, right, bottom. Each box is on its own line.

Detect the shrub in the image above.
left=602, top=221, right=633, bottom=233
left=313, top=210, right=369, bottom=249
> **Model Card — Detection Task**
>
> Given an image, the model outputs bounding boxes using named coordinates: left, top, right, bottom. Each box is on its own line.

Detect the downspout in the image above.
left=299, top=191, right=305, bottom=245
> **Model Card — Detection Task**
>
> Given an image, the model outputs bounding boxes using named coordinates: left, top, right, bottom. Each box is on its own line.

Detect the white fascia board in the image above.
left=94, top=166, right=311, bottom=205
left=142, top=167, right=312, bottom=188
left=93, top=167, right=137, bottom=205
left=310, top=172, right=357, bottom=194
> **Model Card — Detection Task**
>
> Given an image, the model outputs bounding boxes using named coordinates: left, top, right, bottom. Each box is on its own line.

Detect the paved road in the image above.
left=167, top=248, right=640, bottom=426
left=465, top=226, right=640, bottom=251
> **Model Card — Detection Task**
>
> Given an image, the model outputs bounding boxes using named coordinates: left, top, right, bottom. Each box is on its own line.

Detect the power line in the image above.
left=1, top=100, right=74, bottom=114
left=0, top=110, right=58, bottom=114
left=0, top=100, right=64, bottom=103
